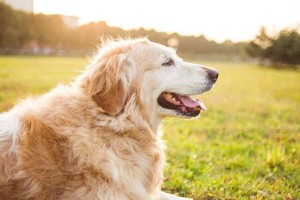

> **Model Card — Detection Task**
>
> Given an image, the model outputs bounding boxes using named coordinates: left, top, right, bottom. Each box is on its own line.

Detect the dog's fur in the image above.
left=0, top=39, right=217, bottom=200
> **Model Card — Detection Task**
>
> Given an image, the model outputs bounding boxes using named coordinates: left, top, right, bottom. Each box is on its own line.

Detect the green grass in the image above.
left=0, top=56, right=88, bottom=111
left=0, top=56, right=299, bottom=199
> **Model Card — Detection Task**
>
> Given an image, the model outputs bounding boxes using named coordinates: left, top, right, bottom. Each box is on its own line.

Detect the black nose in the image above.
left=206, top=68, right=219, bottom=83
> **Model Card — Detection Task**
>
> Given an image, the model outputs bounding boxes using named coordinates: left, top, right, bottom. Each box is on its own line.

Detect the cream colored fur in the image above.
left=0, top=38, right=217, bottom=200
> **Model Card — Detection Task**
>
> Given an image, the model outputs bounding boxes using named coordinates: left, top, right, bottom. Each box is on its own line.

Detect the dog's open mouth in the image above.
left=157, top=92, right=206, bottom=117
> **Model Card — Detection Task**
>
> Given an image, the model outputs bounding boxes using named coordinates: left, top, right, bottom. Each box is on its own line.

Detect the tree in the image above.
left=246, top=27, right=300, bottom=67
left=246, top=27, right=272, bottom=59
left=31, top=14, right=67, bottom=46
left=0, top=3, right=31, bottom=49
left=268, top=30, right=300, bottom=65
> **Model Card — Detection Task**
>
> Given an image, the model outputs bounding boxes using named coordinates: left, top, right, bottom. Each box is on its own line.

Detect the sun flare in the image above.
left=34, top=0, right=300, bottom=42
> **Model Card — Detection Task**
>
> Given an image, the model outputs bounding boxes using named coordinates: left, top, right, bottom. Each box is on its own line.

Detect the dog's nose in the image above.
left=206, top=68, right=219, bottom=83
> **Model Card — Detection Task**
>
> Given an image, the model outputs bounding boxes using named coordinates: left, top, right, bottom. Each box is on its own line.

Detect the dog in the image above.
left=0, top=38, right=218, bottom=200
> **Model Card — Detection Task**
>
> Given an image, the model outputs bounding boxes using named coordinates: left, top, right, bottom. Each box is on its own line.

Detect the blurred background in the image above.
left=0, top=0, right=299, bottom=66
left=0, top=0, right=299, bottom=199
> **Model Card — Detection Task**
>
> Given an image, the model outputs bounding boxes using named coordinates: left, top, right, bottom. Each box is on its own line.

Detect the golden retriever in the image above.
left=0, top=38, right=218, bottom=200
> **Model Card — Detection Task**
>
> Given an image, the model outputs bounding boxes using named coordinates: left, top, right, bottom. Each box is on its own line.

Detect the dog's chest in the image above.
left=97, top=135, right=165, bottom=192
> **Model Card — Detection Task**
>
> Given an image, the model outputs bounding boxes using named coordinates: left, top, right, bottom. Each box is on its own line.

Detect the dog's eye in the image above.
left=162, top=59, right=174, bottom=66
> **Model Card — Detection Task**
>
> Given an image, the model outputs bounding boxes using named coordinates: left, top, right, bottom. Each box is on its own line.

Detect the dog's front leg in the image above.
left=160, top=191, right=193, bottom=200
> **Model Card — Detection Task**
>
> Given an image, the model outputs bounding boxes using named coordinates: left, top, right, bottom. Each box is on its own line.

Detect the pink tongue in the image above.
left=177, top=94, right=200, bottom=108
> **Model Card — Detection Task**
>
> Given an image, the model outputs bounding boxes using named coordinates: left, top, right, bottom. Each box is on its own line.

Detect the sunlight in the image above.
left=34, top=0, right=300, bottom=42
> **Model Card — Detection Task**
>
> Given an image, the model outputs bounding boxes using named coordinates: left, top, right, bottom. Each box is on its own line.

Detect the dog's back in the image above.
left=0, top=112, right=22, bottom=198
left=0, top=89, right=164, bottom=200
left=0, top=111, right=21, bottom=166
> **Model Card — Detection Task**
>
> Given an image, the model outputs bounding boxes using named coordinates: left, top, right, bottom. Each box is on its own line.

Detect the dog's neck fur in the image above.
left=122, top=93, right=162, bottom=135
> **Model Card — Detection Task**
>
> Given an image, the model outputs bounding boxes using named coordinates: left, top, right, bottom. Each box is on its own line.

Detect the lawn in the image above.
left=0, top=56, right=299, bottom=199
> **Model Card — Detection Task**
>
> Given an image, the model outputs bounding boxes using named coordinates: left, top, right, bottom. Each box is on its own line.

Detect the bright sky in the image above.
left=34, top=0, right=300, bottom=42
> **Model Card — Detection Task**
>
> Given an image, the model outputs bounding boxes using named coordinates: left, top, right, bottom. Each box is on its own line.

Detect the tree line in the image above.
left=0, top=3, right=246, bottom=57
left=1, top=3, right=299, bottom=67
left=246, top=27, right=300, bottom=67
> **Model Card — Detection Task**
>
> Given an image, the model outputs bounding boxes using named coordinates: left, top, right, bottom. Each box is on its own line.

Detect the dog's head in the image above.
left=77, top=39, right=218, bottom=123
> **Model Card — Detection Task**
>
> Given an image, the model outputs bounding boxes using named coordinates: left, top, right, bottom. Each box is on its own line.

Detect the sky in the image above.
left=34, top=0, right=300, bottom=42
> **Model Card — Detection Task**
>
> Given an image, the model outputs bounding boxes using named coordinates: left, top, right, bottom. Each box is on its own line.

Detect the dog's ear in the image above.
left=82, top=51, right=134, bottom=115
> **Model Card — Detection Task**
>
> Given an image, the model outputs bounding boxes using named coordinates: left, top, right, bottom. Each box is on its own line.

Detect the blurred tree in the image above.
left=268, top=30, right=300, bottom=65
left=0, top=3, right=31, bottom=49
left=247, top=27, right=300, bottom=67
left=246, top=27, right=272, bottom=59
left=31, top=14, right=67, bottom=46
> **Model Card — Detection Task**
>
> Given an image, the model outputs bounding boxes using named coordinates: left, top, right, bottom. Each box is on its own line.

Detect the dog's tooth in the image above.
left=194, top=107, right=201, bottom=111
left=166, top=93, right=172, bottom=99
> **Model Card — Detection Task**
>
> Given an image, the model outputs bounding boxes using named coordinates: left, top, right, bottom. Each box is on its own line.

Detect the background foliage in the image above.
left=0, top=3, right=246, bottom=57
left=246, top=27, right=300, bottom=66
left=2, top=3, right=300, bottom=68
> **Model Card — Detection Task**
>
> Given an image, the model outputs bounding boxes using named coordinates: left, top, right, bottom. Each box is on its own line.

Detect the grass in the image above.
left=0, top=56, right=299, bottom=199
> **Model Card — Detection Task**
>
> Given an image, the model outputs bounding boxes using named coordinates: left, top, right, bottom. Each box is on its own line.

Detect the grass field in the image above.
left=0, top=56, right=299, bottom=199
